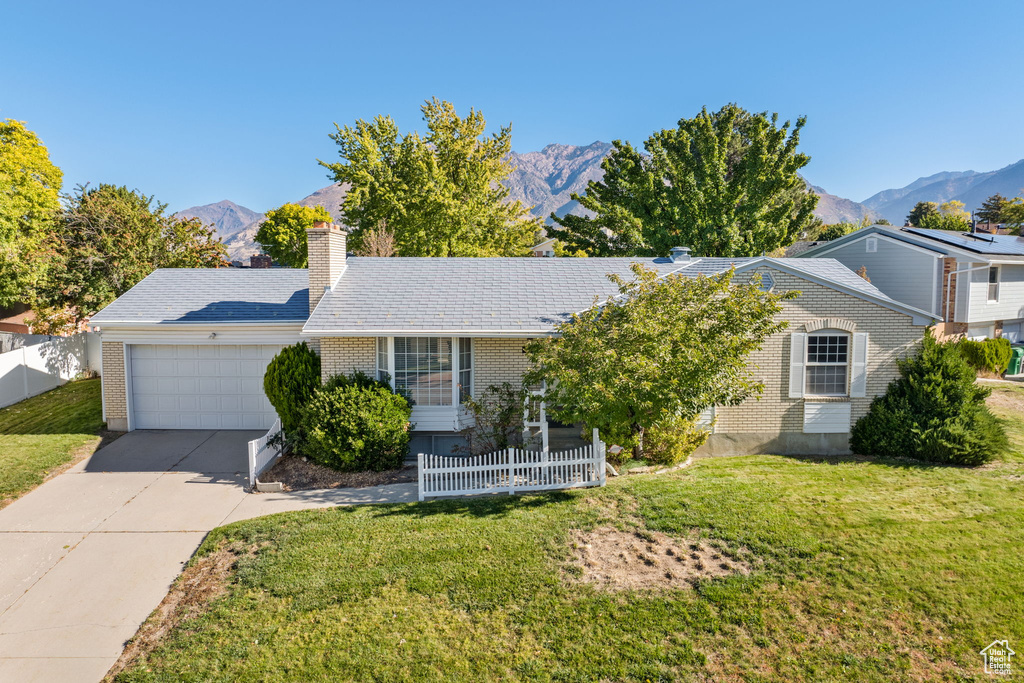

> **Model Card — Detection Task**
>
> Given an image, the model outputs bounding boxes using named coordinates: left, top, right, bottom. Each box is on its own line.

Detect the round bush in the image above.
left=302, top=382, right=412, bottom=472
left=263, top=342, right=321, bottom=434
left=851, top=332, right=1007, bottom=466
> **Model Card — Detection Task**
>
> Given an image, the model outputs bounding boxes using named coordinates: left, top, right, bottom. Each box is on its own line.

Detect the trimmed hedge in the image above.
left=851, top=332, right=1007, bottom=466
left=263, top=342, right=321, bottom=434
left=957, top=337, right=1013, bottom=375
left=302, top=374, right=412, bottom=472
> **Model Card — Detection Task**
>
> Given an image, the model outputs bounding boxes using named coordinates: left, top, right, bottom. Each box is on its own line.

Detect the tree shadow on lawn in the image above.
left=371, top=489, right=578, bottom=520
left=775, top=452, right=952, bottom=471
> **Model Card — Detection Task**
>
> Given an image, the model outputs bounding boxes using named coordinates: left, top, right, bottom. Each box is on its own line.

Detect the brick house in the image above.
left=89, top=222, right=934, bottom=456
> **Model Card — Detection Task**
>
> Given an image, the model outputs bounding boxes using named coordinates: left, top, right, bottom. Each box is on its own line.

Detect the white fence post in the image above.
left=417, top=453, right=425, bottom=502
left=247, top=418, right=283, bottom=488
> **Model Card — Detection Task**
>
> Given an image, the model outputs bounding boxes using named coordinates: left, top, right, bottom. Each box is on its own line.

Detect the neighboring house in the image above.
left=798, top=225, right=1024, bottom=340
left=89, top=223, right=934, bottom=456
left=530, top=237, right=556, bottom=257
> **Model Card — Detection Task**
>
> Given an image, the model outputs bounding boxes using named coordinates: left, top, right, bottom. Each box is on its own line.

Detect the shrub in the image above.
left=957, top=337, right=1013, bottom=375
left=263, top=342, right=321, bottom=434
left=643, top=415, right=712, bottom=467
left=302, top=377, right=412, bottom=472
left=460, top=383, right=528, bottom=455
left=851, top=332, right=1007, bottom=466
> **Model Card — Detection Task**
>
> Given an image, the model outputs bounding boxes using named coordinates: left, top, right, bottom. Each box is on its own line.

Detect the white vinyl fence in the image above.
left=418, top=428, right=606, bottom=501
left=248, top=418, right=283, bottom=486
left=0, top=332, right=98, bottom=409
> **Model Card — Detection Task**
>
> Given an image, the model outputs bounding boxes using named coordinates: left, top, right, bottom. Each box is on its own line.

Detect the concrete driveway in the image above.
left=0, top=429, right=417, bottom=683
left=0, top=430, right=254, bottom=682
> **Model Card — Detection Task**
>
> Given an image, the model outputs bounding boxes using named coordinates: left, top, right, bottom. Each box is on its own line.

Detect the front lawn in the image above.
left=116, top=449, right=1023, bottom=680
left=0, top=378, right=105, bottom=508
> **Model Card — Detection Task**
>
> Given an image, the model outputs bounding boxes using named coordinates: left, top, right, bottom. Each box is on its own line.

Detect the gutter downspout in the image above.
left=945, top=263, right=990, bottom=325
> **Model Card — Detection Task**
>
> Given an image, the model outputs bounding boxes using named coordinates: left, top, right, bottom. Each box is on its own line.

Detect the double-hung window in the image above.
left=805, top=333, right=849, bottom=396
left=376, top=337, right=472, bottom=406
left=988, top=266, right=1000, bottom=302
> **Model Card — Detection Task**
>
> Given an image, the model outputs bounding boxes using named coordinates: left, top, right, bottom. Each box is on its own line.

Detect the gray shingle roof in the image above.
left=89, top=269, right=309, bottom=325
left=302, top=256, right=905, bottom=335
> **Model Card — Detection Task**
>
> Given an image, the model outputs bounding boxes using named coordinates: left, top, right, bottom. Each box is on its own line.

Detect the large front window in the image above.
left=805, top=333, right=849, bottom=396
left=376, top=337, right=472, bottom=407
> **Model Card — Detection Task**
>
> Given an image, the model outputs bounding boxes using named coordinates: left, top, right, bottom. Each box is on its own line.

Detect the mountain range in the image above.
left=177, top=143, right=1024, bottom=261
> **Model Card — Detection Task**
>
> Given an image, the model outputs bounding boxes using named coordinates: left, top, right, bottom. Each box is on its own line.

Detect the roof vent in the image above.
left=669, top=246, right=691, bottom=263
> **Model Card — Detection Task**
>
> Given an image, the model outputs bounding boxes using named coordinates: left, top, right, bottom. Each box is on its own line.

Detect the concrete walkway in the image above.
left=0, top=430, right=416, bottom=683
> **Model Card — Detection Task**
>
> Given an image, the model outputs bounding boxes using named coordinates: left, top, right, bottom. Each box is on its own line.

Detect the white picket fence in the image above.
left=248, top=418, right=283, bottom=486
left=417, top=428, right=606, bottom=501
left=0, top=332, right=98, bottom=409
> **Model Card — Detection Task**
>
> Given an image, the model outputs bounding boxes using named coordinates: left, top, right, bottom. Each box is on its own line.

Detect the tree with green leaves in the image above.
left=550, top=104, right=819, bottom=257
left=1003, top=198, right=1024, bottom=233
left=907, top=201, right=938, bottom=227
left=320, top=98, right=540, bottom=257
left=918, top=200, right=970, bottom=231
left=37, top=184, right=226, bottom=330
left=976, top=193, right=1010, bottom=224
left=254, top=203, right=333, bottom=267
left=0, top=120, right=63, bottom=307
left=525, top=264, right=794, bottom=458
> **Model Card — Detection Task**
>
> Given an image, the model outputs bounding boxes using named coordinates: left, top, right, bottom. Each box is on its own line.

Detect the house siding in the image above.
left=101, top=341, right=128, bottom=431
left=812, top=236, right=939, bottom=314
left=967, top=262, right=1024, bottom=325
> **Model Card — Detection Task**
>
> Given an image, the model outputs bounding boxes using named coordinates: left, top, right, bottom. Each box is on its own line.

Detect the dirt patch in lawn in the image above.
left=986, top=386, right=1024, bottom=413
left=105, top=543, right=256, bottom=681
left=568, top=526, right=753, bottom=591
left=259, top=454, right=416, bottom=491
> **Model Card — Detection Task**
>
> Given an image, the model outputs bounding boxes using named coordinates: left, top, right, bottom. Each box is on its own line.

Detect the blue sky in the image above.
left=3, top=0, right=1022, bottom=213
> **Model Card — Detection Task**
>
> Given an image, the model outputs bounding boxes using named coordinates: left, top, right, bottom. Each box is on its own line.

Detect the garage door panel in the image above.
left=129, top=344, right=282, bottom=430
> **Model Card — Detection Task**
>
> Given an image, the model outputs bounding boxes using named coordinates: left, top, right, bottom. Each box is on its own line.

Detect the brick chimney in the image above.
left=306, top=221, right=346, bottom=313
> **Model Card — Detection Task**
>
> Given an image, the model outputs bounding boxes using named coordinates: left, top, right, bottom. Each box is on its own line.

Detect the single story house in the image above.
left=798, top=225, right=1024, bottom=340
left=89, top=223, right=935, bottom=456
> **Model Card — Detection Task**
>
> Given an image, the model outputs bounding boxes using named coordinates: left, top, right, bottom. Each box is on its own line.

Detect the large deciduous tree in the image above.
left=917, top=200, right=970, bottom=231
left=254, top=203, right=333, bottom=268
left=0, top=120, right=63, bottom=307
left=37, top=184, right=226, bottom=330
left=320, top=98, right=541, bottom=257
left=525, top=264, right=794, bottom=458
left=551, top=104, right=819, bottom=257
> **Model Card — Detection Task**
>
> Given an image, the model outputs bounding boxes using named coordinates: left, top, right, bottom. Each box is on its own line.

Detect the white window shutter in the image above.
left=850, top=332, right=868, bottom=397
left=789, top=333, right=806, bottom=398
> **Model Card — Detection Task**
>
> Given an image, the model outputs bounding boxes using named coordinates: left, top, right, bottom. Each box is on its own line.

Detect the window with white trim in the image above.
left=458, top=338, right=473, bottom=403
left=375, top=337, right=473, bottom=406
left=988, top=266, right=1000, bottom=302
left=866, top=237, right=877, bottom=253
left=805, top=332, right=849, bottom=396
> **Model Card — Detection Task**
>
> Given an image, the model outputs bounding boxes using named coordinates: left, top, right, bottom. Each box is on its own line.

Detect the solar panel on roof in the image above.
left=902, top=228, right=1024, bottom=255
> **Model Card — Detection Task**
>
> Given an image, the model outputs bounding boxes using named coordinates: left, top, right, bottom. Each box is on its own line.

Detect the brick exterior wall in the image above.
left=711, top=268, right=923, bottom=435
left=101, top=341, right=128, bottom=430
left=319, top=337, right=376, bottom=382
left=306, top=223, right=346, bottom=314
left=473, top=338, right=531, bottom=395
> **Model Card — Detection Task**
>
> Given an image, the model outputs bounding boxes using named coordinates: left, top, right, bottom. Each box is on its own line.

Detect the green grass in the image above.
left=117, top=447, right=1024, bottom=681
left=0, top=378, right=104, bottom=507
left=987, top=382, right=1024, bottom=463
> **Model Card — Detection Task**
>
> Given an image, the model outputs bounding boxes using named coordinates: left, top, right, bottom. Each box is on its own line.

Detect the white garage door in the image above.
left=129, top=344, right=283, bottom=430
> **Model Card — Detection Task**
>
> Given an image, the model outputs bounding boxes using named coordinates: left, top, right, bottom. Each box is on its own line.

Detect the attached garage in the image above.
left=128, top=344, right=283, bottom=430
